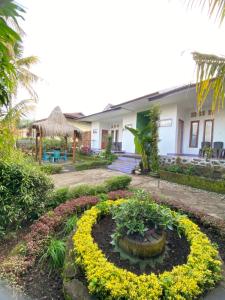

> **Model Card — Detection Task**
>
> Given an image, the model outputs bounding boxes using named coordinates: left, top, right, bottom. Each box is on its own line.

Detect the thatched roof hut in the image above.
left=33, top=106, right=81, bottom=137
left=32, top=106, right=81, bottom=164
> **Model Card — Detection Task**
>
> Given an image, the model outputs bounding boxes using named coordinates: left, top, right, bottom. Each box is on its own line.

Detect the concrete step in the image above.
left=108, top=156, right=141, bottom=174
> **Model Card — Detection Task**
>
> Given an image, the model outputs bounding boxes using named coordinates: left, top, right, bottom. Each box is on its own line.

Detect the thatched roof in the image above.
left=33, top=106, right=81, bottom=137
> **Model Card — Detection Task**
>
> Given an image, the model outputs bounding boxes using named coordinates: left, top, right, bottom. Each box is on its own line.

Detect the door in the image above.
left=101, top=130, right=108, bottom=149
left=177, top=119, right=184, bottom=154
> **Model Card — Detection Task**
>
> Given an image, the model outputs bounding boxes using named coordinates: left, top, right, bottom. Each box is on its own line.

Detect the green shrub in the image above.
left=63, top=215, right=78, bottom=235
left=68, top=184, right=106, bottom=199
left=40, top=164, right=63, bottom=174
left=40, top=238, right=66, bottom=271
left=48, top=187, right=70, bottom=208
left=160, top=170, right=225, bottom=194
left=165, top=164, right=183, bottom=174
left=105, top=175, right=132, bottom=191
left=111, top=197, right=179, bottom=239
left=0, top=160, right=54, bottom=236
left=75, top=159, right=110, bottom=171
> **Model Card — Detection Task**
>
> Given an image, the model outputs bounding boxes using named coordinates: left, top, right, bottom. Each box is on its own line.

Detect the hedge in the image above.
left=0, top=160, right=53, bottom=236
left=40, top=164, right=63, bottom=174
left=75, top=159, right=111, bottom=171
left=160, top=170, right=225, bottom=194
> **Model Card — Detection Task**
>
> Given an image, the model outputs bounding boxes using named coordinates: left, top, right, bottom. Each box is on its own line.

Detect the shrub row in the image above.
left=75, top=159, right=111, bottom=171
left=74, top=200, right=222, bottom=300
left=160, top=170, right=225, bottom=194
left=0, top=160, right=54, bottom=237
left=48, top=175, right=132, bottom=208
left=39, top=164, right=63, bottom=174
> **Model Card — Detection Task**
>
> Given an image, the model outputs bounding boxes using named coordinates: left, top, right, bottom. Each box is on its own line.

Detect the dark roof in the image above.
left=63, top=112, right=85, bottom=119
left=77, top=82, right=196, bottom=120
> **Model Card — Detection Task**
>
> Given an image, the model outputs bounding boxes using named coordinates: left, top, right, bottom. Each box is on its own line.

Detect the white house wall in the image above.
left=158, top=104, right=177, bottom=155
left=122, top=113, right=137, bottom=153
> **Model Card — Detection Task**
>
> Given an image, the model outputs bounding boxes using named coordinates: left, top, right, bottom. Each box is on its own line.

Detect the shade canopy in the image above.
left=33, top=106, right=81, bottom=137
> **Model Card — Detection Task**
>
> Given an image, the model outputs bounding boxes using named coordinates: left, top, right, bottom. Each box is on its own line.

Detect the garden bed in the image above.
left=92, top=215, right=190, bottom=275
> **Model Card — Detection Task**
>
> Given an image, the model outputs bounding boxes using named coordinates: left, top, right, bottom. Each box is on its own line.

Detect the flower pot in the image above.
left=118, top=231, right=166, bottom=259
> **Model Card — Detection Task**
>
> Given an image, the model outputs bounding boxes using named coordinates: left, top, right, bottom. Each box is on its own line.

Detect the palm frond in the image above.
left=193, top=51, right=225, bottom=111
left=186, top=0, right=225, bottom=24
left=3, top=99, right=35, bottom=122
left=16, top=56, right=39, bottom=68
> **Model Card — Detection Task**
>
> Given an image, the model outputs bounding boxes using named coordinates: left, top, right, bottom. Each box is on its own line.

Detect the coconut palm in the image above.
left=0, top=0, right=24, bottom=106
left=187, top=0, right=225, bottom=111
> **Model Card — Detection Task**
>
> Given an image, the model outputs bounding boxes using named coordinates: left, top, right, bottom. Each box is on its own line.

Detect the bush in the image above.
left=160, top=170, right=225, bottom=194
left=48, top=187, right=70, bottom=208
left=40, top=164, right=63, bottom=174
left=105, top=175, right=132, bottom=191
left=75, top=159, right=110, bottom=171
left=68, top=184, right=106, bottom=199
left=0, top=160, right=54, bottom=236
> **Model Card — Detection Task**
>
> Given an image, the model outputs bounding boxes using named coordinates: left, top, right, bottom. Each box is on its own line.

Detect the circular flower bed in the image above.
left=73, top=199, right=222, bottom=300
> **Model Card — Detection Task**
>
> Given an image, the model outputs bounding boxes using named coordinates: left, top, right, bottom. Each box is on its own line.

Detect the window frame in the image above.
left=189, top=120, right=200, bottom=148
left=203, top=119, right=214, bottom=145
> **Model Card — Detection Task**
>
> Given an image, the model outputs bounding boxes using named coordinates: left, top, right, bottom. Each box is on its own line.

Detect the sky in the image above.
left=18, top=0, right=225, bottom=120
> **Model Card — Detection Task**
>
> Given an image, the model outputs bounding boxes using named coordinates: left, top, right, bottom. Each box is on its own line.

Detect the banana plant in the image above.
left=125, top=125, right=152, bottom=172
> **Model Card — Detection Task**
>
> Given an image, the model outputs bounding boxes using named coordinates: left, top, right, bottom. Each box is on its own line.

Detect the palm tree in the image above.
left=0, top=0, right=24, bottom=106
left=187, top=1, right=225, bottom=111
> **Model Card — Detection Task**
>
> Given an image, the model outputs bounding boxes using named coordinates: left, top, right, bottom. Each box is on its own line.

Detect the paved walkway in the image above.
left=52, top=169, right=225, bottom=220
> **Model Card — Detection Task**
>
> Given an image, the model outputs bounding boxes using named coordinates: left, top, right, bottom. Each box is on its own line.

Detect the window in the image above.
left=203, top=120, right=213, bottom=144
left=189, top=121, right=199, bottom=148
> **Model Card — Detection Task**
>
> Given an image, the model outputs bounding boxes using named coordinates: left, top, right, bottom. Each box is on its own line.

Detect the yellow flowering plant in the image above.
left=73, top=200, right=222, bottom=300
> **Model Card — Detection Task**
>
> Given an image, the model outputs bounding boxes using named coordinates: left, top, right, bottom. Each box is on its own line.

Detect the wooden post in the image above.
left=35, top=131, right=38, bottom=161
left=65, top=136, right=68, bottom=151
left=72, top=131, right=77, bottom=163
left=39, top=128, right=43, bottom=165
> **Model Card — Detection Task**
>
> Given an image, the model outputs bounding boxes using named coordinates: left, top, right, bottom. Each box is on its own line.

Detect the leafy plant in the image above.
left=105, top=175, right=132, bottom=191
left=63, top=215, right=78, bottom=235
left=40, top=164, right=62, bottom=174
left=105, top=135, right=112, bottom=157
left=125, top=125, right=151, bottom=171
left=40, top=238, right=66, bottom=271
left=111, top=197, right=178, bottom=239
left=0, top=160, right=53, bottom=236
left=148, top=106, right=160, bottom=173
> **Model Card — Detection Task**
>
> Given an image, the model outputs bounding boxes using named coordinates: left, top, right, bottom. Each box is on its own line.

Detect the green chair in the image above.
left=53, top=150, right=61, bottom=162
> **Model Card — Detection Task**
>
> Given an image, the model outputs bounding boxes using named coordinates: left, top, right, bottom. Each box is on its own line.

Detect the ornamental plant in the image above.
left=111, top=197, right=178, bottom=239
left=148, top=106, right=160, bottom=174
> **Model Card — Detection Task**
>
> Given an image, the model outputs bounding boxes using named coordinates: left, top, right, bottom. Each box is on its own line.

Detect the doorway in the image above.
left=177, top=119, right=184, bottom=154
left=101, top=130, right=108, bottom=149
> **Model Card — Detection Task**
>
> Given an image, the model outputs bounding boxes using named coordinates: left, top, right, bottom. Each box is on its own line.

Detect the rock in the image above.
left=63, top=279, right=93, bottom=300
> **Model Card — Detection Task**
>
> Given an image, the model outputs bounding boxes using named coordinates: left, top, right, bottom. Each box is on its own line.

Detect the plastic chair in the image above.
left=53, top=150, right=61, bottom=162
left=42, top=151, right=50, bottom=162
left=61, top=150, right=68, bottom=161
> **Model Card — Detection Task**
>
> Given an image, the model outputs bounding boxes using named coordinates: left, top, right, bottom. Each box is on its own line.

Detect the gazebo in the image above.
left=32, top=106, right=81, bottom=164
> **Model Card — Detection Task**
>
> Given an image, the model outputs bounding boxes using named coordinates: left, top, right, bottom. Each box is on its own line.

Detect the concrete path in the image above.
left=52, top=169, right=225, bottom=220
left=0, top=281, right=29, bottom=300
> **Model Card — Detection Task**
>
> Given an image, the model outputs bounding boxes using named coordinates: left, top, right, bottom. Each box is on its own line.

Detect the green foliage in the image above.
left=125, top=125, right=151, bottom=171
left=148, top=106, right=160, bottom=173
left=111, top=197, right=179, bottom=239
left=40, top=164, right=62, bottom=174
left=40, top=238, right=66, bottom=271
left=105, top=135, right=112, bottom=157
left=0, top=0, right=24, bottom=106
left=48, top=176, right=131, bottom=209
left=75, top=159, right=111, bottom=171
left=0, top=160, right=54, bottom=236
left=63, top=215, right=78, bottom=235
left=104, top=175, right=132, bottom=191
left=48, top=187, right=70, bottom=208
left=165, top=164, right=184, bottom=174
left=160, top=170, right=225, bottom=194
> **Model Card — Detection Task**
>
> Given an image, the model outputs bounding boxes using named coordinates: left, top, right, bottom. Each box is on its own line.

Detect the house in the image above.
left=78, top=83, right=225, bottom=161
